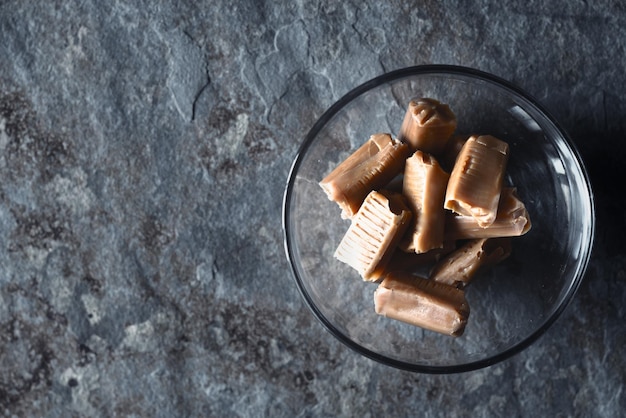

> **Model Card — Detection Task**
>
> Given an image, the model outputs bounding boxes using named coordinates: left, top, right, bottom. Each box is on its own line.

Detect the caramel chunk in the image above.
left=334, top=190, right=412, bottom=281
left=320, top=133, right=391, bottom=184
left=429, top=238, right=512, bottom=288
left=320, top=133, right=410, bottom=219
left=398, top=98, right=457, bottom=155
left=445, top=187, right=532, bottom=240
left=444, top=135, right=509, bottom=227
left=374, top=271, right=469, bottom=336
left=399, top=151, right=450, bottom=253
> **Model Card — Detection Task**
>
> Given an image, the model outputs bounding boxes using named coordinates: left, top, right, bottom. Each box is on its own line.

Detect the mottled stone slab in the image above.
left=0, top=1, right=625, bottom=417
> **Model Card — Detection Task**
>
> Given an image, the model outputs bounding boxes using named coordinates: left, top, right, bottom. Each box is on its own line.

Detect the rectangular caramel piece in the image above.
left=320, top=133, right=391, bottom=184
left=429, top=238, right=512, bottom=288
left=399, top=151, right=450, bottom=254
left=320, top=133, right=410, bottom=219
left=374, top=271, right=469, bottom=337
left=445, top=187, right=532, bottom=240
left=398, top=98, right=457, bottom=155
left=334, top=190, right=412, bottom=281
left=444, top=135, right=509, bottom=227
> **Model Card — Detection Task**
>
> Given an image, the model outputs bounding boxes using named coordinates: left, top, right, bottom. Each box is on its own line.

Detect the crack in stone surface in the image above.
left=154, top=26, right=211, bottom=122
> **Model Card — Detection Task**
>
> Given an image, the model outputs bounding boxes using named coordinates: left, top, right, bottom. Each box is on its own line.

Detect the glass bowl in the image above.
left=282, top=65, right=594, bottom=373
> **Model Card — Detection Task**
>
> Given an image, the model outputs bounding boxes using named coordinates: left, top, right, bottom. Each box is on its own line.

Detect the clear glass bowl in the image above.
left=282, top=65, right=595, bottom=373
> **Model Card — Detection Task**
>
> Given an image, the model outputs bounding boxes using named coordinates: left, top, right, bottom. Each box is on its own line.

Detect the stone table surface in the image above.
left=0, top=1, right=624, bottom=417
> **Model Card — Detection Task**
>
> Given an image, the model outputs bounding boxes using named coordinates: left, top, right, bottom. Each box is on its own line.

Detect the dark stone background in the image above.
left=0, top=1, right=624, bottom=416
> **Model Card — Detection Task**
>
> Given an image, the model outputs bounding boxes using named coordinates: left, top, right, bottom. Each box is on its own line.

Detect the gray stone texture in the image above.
left=0, top=0, right=624, bottom=416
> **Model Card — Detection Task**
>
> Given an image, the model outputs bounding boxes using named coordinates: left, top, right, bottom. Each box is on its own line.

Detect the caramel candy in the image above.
left=334, top=190, right=412, bottom=281
left=398, top=98, right=457, bottom=155
left=320, top=133, right=391, bottom=184
left=444, top=135, right=509, bottom=227
left=320, top=133, right=410, bottom=219
left=399, top=151, right=450, bottom=253
left=445, top=187, right=532, bottom=240
left=374, top=271, right=469, bottom=337
left=429, top=238, right=512, bottom=288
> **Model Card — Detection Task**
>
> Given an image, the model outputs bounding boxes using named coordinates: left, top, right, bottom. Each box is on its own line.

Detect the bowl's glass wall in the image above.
left=285, top=69, right=593, bottom=370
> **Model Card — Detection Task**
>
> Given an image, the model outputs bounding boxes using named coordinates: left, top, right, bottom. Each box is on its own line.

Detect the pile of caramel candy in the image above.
left=319, top=99, right=531, bottom=337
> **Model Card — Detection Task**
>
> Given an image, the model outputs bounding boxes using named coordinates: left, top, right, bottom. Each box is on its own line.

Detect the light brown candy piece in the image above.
left=444, top=135, right=509, bottom=227
left=374, top=271, right=469, bottom=337
left=320, top=133, right=391, bottom=184
left=429, top=238, right=512, bottom=289
left=399, top=151, right=450, bottom=254
left=398, top=98, right=457, bottom=155
left=334, top=190, right=412, bottom=281
left=445, top=187, right=532, bottom=240
left=319, top=133, right=410, bottom=219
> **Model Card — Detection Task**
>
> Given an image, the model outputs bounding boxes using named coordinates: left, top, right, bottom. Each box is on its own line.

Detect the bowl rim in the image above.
left=282, top=64, right=595, bottom=373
